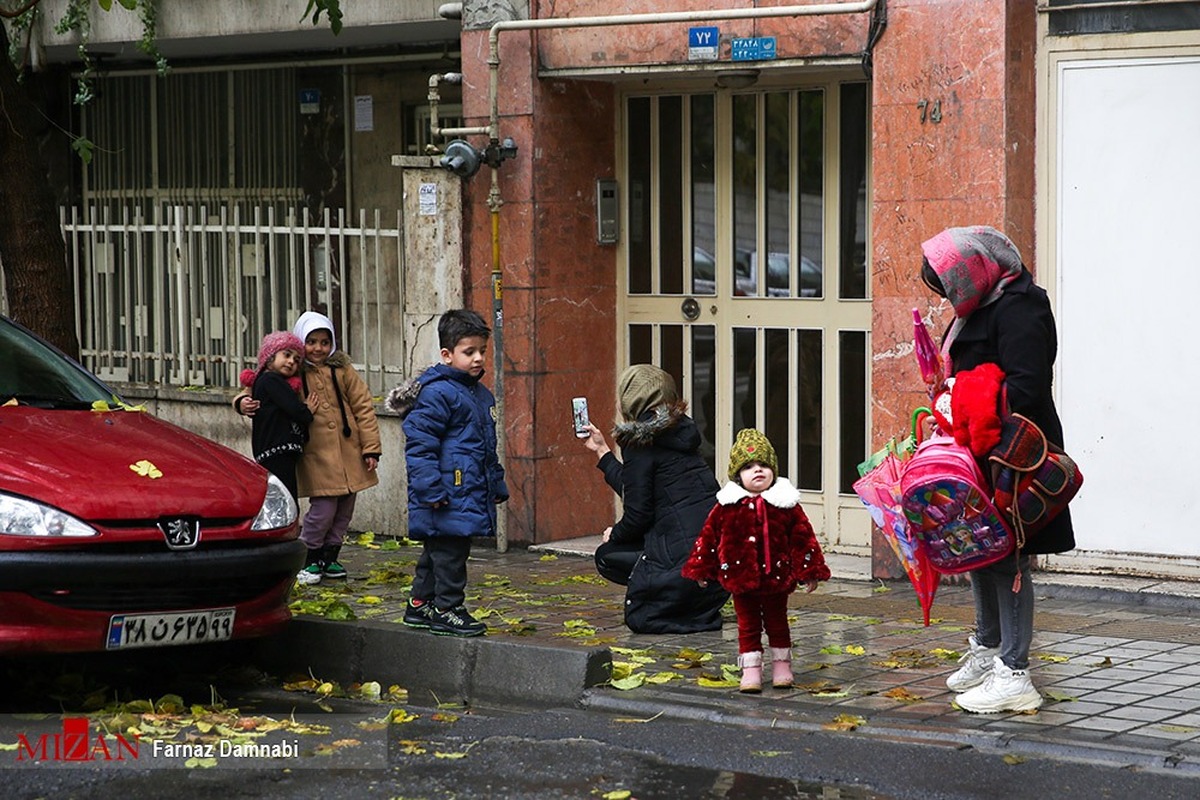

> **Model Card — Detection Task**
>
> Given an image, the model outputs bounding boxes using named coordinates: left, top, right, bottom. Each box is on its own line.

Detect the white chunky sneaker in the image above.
left=955, top=656, right=1043, bottom=713
left=946, top=635, right=999, bottom=691
left=295, top=563, right=323, bottom=585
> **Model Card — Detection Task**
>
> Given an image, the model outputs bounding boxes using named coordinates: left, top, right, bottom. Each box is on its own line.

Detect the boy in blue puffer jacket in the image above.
left=385, top=309, right=508, bottom=637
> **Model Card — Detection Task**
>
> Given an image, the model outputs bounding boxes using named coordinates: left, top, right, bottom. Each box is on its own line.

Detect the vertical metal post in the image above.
left=173, top=205, right=188, bottom=384
left=488, top=172, right=507, bottom=552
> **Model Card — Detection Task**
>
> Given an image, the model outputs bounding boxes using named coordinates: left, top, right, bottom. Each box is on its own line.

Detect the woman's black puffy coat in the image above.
left=597, top=403, right=729, bottom=633
left=947, top=270, right=1075, bottom=555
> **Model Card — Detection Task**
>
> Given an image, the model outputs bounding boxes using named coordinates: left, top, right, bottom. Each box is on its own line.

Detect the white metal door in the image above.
left=1055, top=56, right=1200, bottom=560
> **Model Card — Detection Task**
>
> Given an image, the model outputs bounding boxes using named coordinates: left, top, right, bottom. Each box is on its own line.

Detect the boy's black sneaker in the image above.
left=403, top=598, right=432, bottom=629
left=427, top=606, right=487, bottom=637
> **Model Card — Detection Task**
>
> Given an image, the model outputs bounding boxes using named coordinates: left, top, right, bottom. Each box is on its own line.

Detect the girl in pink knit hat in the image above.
left=240, top=331, right=319, bottom=501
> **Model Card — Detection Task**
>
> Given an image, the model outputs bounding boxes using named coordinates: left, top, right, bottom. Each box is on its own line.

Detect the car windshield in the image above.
left=0, top=317, right=116, bottom=408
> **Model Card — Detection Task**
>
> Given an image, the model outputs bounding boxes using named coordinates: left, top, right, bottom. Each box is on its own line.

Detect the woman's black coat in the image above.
left=597, top=404, right=729, bottom=633
left=947, top=270, right=1075, bottom=555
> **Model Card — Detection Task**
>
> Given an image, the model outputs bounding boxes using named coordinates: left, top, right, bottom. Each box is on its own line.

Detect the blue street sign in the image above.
left=731, top=37, right=777, bottom=62
left=688, top=26, right=719, bottom=62
left=299, top=88, right=321, bottom=114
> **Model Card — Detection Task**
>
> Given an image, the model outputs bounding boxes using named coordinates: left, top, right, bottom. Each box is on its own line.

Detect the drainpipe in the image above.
left=434, top=0, right=882, bottom=551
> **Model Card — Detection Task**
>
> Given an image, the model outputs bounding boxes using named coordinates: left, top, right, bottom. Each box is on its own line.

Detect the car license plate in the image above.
left=106, top=608, right=235, bottom=650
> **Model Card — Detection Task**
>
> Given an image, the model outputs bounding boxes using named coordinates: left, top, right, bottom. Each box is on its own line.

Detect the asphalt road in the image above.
left=2, top=648, right=1199, bottom=799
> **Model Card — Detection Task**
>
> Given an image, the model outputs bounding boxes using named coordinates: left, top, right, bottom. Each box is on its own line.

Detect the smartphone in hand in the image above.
left=572, top=397, right=590, bottom=438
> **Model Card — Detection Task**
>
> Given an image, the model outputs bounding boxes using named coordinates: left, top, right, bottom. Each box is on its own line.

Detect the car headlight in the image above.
left=0, top=493, right=98, bottom=537
left=251, top=473, right=298, bottom=531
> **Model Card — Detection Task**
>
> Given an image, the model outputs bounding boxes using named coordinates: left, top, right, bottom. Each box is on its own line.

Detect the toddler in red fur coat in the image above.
left=682, top=429, right=831, bottom=693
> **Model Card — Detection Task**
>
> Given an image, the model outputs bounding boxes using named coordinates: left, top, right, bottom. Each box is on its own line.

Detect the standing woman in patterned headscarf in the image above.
left=920, top=226, right=1075, bottom=714
left=579, top=364, right=729, bottom=634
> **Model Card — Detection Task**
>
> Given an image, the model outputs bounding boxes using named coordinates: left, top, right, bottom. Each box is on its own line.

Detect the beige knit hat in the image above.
left=728, top=428, right=778, bottom=481
left=617, top=364, right=678, bottom=422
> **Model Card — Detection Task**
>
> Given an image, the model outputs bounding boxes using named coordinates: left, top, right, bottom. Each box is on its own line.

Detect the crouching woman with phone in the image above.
left=579, top=364, right=729, bottom=634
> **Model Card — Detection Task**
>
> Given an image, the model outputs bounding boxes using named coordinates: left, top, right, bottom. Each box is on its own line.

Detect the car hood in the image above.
left=0, top=408, right=267, bottom=520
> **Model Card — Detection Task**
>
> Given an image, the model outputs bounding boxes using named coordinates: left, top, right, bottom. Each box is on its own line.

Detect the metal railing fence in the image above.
left=57, top=204, right=404, bottom=395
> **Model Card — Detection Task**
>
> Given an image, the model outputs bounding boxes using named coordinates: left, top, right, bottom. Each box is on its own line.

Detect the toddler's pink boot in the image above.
left=738, top=651, right=763, bottom=694
left=770, top=647, right=794, bottom=689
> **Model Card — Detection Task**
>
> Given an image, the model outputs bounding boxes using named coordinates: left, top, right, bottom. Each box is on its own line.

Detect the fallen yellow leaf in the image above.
left=610, top=674, right=646, bottom=691
left=613, top=711, right=664, bottom=724
left=823, top=713, right=866, bottom=731
left=1034, top=652, right=1070, bottom=664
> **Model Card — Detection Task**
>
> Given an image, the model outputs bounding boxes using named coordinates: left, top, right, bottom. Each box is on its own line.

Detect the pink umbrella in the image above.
left=854, top=408, right=940, bottom=625
left=913, top=308, right=944, bottom=399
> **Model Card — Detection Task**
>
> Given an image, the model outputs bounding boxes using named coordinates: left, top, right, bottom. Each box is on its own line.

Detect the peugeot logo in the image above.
left=158, top=518, right=200, bottom=550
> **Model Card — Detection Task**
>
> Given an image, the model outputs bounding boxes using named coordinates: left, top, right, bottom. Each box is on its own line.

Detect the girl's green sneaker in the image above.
left=322, top=561, right=348, bottom=579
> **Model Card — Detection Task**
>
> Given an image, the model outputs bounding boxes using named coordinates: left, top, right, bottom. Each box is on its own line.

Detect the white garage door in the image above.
left=1057, top=56, right=1200, bottom=558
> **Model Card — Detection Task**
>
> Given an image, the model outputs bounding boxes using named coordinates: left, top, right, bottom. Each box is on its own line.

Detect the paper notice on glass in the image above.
left=354, top=95, right=374, bottom=132
left=419, top=183, right=437, bottom=215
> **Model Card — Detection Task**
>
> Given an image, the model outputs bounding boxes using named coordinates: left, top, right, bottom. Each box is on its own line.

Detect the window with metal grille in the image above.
left=82, top=68, right=304, bottom=212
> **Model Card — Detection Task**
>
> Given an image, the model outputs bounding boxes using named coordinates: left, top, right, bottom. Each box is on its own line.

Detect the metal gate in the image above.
left=619, top=79, right=872, bottom=550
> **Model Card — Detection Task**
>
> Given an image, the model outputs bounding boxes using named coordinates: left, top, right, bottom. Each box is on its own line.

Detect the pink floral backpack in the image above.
left=900, top=434, right=1014, bottom=574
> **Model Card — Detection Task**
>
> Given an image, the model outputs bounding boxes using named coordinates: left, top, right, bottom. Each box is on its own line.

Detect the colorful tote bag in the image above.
left=988, top=413, right=1083, bottom=548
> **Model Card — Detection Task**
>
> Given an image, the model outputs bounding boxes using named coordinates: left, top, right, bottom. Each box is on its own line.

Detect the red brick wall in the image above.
left=457, top=1, right=1035, bottom=549
left=460, top=29, right=619, bottom=545
left=868, top=0, right=1035, bottom=575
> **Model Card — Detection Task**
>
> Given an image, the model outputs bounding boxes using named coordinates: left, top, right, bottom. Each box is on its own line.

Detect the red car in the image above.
left=0, top=315, right=305, bottom=654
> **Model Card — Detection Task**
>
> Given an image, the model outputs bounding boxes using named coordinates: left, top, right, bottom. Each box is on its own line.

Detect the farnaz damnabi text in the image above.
left=151, top=739, right=300, bottom=759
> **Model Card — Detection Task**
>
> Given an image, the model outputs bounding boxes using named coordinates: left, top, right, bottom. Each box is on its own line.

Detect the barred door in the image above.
left=619, top=80, right=872, bottom=550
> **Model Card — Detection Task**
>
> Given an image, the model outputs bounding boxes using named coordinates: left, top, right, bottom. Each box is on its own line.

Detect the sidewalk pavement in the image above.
left=255, top=535, right=1200, bottom=776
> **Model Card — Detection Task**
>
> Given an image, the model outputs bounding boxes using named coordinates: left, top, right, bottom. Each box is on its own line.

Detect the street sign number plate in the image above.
left=731, top=37, right=777, bottom=62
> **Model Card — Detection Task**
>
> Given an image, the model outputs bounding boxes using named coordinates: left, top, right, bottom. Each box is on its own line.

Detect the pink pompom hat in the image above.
left=240, top=330, right=305, bottom=388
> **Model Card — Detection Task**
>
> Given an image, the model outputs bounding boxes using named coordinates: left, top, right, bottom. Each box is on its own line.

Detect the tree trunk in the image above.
left=0, top=22, right=79, bottom=359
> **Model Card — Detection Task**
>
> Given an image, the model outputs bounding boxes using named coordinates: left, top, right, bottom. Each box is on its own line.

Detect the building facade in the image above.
left=19, top=0, right=1200, bottom=578
left=448, top=0, right=1029, bottom=567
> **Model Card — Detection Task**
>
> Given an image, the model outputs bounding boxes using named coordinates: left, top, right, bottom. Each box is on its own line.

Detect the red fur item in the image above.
left=950, top=363, right=1005, bottom=457
left=683, top=497, right=830, bottom=595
